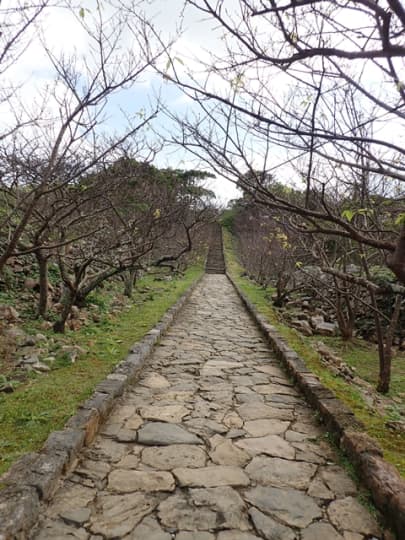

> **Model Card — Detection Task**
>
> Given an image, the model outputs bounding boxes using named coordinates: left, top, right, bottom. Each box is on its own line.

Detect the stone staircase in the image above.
left=205, top=224, right=226, bottom=274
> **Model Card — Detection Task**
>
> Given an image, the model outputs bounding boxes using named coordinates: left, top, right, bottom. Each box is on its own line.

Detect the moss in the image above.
left=223, top=229, right=405, bottom=477
left=0, top=265, right=203, bottom=475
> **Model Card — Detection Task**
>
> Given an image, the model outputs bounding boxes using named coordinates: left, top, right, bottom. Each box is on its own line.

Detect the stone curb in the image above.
left=226, top=271, right=405, bottom=539
left=0, top=273, right=204, bottom=540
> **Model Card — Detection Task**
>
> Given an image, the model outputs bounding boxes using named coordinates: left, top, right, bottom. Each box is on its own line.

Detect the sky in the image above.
left=2, top=1, right=403, bottom=204
left=132, top=0, right=244, bottom=204
left=0, top=0, right=241, bottom=205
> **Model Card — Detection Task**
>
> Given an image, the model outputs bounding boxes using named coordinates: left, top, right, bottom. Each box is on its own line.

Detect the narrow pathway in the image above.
left=32, top=275, right=382, bottom=540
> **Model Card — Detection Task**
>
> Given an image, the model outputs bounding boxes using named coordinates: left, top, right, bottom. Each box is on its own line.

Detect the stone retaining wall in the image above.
left=227, top=272, right=405, bottom=539
left=0, top=275, right=203, bottom=540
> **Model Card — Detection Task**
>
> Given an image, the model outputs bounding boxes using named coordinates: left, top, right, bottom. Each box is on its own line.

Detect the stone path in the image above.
left=32, top=275, right=383, bottom=540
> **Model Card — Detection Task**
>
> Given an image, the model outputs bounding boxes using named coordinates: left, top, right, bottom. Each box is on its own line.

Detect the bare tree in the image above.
left=50, top=160, right=213, bottom=332
left=155, top=0, right=405, bottom=284
left=0, top=1, right=166, bottom=274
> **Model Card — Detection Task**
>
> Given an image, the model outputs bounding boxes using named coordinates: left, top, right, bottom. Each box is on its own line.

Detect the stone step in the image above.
left=205, top=223, right=225, bottom=274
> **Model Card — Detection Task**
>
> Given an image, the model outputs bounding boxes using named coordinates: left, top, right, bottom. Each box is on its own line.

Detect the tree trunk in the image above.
left=36, top=251, right=49, bottom=318
left=388, top=223, right=405, bottom=285
left=123, top=268, right=137, bottom=298
left=377, top=294, right=402, bottom=393
left=53, top=287, right=75, bottom=333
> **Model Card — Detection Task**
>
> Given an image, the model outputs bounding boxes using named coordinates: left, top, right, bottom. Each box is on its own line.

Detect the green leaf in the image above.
left=289, top=31, right=298, bottom=44
left=356, top=208, right=371, bottom=216
left=395, top=213, right=405, bottom=225
left=342, top=209, right=355, bottom=222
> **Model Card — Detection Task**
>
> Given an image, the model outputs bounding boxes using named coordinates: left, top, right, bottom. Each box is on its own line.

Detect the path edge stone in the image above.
left=0, top=272, right=204, bottom=540
left=226, top=271, right=405, bottom=539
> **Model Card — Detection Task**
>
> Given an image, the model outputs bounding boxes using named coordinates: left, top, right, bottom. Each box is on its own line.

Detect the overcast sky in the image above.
left=1, top=0, right=241, bottom=205
left=5, top=1, right=401, bottom=204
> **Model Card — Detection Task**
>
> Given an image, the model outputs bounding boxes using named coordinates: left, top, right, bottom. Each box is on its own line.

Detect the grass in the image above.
left=223, top=229, right=405, bottom=477
left=0, top=265, right=203, bottom=476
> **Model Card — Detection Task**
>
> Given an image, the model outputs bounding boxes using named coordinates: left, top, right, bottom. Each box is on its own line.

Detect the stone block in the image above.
left=82, top=392, right=115, bottom=420
left=5, top=452, right=67, bottom=500
left=340, top=431, right=383, bottom=463
left=95, top=378, right=125, bottom=398
left=389, top=489, right=405, bottom=539
left=66, top=408, right=100, bottom=446
left=0, top=486, right=40, bottom=539
left=29, top=452, right=68, bottom=500
left=43, top=429, right=85, bottom=462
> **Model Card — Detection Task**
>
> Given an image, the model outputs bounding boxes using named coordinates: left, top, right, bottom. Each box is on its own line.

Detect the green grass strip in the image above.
left=223, top=229, right=405, bottom=477
left=0, top=265, right=203, bottom=475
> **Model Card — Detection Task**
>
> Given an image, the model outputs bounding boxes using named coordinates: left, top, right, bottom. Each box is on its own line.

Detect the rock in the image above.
left=47, top=483, right=96, bottom=519
left=158, top=492, right=217, bottom=530
left=226, top=428, right=246, bottom=438
left=129, top=515, right=171, bottom=539
left=237, top=402, right=290, bottom=421
left=342, top=533, right=363, bottom=540
left=141, top=373, right=170, bottom=389
left=310, top=315, right=324, bottom=328
left=319, top=466, right=357, bottom=497
left=301, top=522, right=343, bottom=540
left=216, top=532, right=261, bottom=540
left=307, top=475, right=335, bottom=500
left=59, top=507, right=91, bottom=526
left=71, top=305, right=80, bottom=319
left=33, top=361, right=51, bottom=372
left=24, top=278, right=39, bottom=290
left=173, top=465, right=250, bottom=487
left=116, top=454, right=140, bottom=469
left=3, top=325, right=27, bottom=344
left=245, top=486, right=323, bottom=528
left=139, top=404, right=189, bottom=423
left=209, top=439, right=251, bottom=467
left=53, top=303, right=63, bottom=313
left=108, top=469, right=175, bottom=492
left=124, top=414, right=143, bottom=430
left=90, top=492, right=158, bottom=538
left=20, top=353, right=39, bottom=365
left=249, top=508, right=297, bottom=540
left=244, top=419, right=290, bottom=437
left=223, top=410, right=244, bottom=429
left=191, top=486, right=250, bottom=530
left=40, top=321, right=53, bottom=330
left=76, top=460, right=110, bottom=481
left=235, top=435, right=295, bottom=459
left=176, top=533, right=215, bottom=540
left=291, top=320, right=313, bottom=336
left=35, top=333, right=47, bottom=341
left=252, top=383, right=299, bottom=396
left=91, top=438, right=129, bottom=462
left=327, top=497, right=380, bottom=536
left=141, top=444, right=207, bottom=469
left=34, top=520, right=89, bottom=539
left=0, top=304, right=19, bottom=321
left=314, top=321, right=337, bottom=336
left=0, top=486, right=40, bottom=539
left=115, top=429, right=138, bottom=442
left=137, top=422, right=202, bottom=446
left=246, top=457, right=316, bottom=489
left=185, top=417, right=228, bottom=435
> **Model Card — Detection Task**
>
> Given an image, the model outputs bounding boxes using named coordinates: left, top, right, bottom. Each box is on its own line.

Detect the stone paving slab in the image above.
left=30, top=275, right=385, bottom=539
